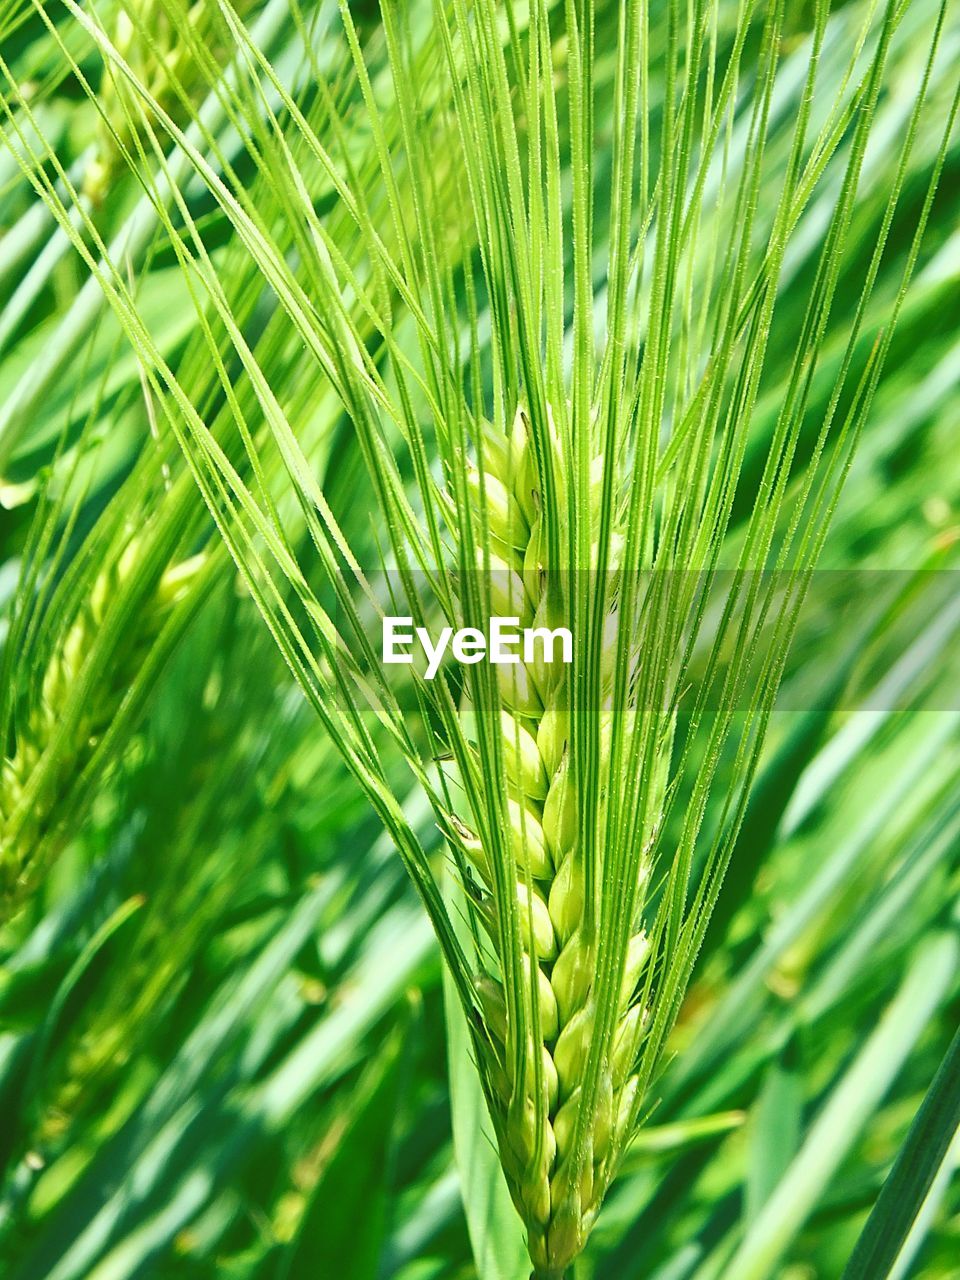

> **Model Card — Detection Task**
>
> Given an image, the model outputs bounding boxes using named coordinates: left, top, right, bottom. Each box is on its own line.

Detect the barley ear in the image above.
left=0, top=539, right=204, bottom=920
left=461, top=408, right=662, bottom=1276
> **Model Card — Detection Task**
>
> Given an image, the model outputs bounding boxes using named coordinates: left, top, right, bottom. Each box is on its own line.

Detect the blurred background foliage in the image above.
left=0, top=0, right=958, bottom=1277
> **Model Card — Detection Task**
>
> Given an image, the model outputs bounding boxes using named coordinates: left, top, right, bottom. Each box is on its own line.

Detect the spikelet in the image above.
left=0, top=539, right=204, bottom=919
left=83, top=0, right=257, bottom=203
left=454, top=407, right=669, bottom=1275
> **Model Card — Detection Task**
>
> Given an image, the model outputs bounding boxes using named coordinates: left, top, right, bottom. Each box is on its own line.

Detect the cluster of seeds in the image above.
left=0, top=540, right=203, bottom=919
left=453, top=408, right=667, bottom=1276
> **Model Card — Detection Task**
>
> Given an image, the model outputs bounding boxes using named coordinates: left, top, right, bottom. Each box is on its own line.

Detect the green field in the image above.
left=0, top=2, right=958, bottom=1277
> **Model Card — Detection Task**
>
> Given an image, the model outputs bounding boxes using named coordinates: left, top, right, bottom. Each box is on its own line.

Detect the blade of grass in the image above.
left=841, top=1025, right=960, bottom=1280
left=717, top=930, right=959, bottom=1280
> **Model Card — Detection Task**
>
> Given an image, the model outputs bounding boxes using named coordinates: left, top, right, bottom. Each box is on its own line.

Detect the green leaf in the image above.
left=745, top=1041, right=802, bottom=1226
left=20, top=894, right=145, bottom=1109
left=278, top=1004, right=417, bottom=1280
left=442, top=869, right=528, bottom=1280
left=0, top=266, right=197, bottom=481
left=718, top=931, right=959, bottom=1280
left=841, top=1025, right=960, bottom=1280
left=623, top=1111, right=745, bottom=1160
